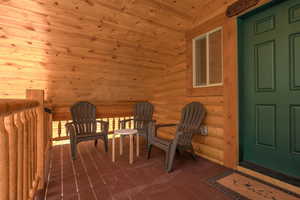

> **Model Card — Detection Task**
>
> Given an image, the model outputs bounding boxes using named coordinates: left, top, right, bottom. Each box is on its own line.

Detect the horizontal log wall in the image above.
left=151, top=0, right=272, bottom=167
left=0, top=0, right=171, bottom=106
left=151, top=52, right=225, bottom=165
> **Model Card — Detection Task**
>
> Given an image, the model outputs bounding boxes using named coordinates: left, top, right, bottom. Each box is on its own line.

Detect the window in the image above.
left=193, top=28, right=223, bottom=88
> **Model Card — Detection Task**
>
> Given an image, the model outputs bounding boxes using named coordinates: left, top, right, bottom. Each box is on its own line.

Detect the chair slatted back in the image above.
left=133, top=102, right=154, bottom=129
left=71, top=101, right=97, bottom=135
left=178, top=102, right=206, bottom=145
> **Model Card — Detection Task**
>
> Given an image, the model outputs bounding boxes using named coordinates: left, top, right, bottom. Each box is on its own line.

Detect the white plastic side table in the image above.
left=112, top=129, right=139, bottom=164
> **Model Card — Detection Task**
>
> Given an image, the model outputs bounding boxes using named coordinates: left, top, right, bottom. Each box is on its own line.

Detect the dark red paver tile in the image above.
left=45, top=139, right=233, bottom=200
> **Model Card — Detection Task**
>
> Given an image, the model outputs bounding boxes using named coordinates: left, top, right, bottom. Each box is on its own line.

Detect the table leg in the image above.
left=129, top=134, right=133, bottom=164
left=136, top=133, right=139, bottom=157
left=120, top=135, right=123, bottom=155
left=112, top=134, right=115, bottom=162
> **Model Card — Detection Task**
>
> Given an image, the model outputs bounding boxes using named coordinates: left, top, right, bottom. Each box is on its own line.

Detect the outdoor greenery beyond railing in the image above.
left=52, top=116, right=134, bottom=144
left=0, top=90, right=52, bottom=200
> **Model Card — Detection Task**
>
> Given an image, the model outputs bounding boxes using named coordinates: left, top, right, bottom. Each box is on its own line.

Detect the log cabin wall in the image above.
left=151, top=47, right=226, bottom=166
left=150, top=0, right=272, bottom=168
left=0, top=0, right=188, bottom=106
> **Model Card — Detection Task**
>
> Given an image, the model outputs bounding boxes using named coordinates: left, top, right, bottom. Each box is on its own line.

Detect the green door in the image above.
left=239, top=0, right=300, bottom=178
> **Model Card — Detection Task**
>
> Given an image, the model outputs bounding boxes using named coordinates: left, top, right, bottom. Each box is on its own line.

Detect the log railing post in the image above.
left=0, top=116, right=9, bottom=200
left=58, top=121, right=62, bottom=138
left=26, top=90, right=45, bottom=190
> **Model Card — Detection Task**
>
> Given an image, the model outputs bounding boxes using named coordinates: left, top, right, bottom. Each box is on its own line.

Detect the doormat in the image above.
left=207, top=171, right=300, bottom=200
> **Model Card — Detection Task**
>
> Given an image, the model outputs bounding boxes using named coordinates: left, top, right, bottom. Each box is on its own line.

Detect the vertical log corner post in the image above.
left=26, top=89, right=46, bottom=192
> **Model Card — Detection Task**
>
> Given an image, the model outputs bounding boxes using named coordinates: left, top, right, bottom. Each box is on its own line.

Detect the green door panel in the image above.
left=290, top=33, right=300, bottom=89
left=255, top=40, right=275, bottom=91
left=239, top=0, right=300, bottom=178
left=256, top=105, right=276, bottom=147
left=291, top=105, right=300, bottom=153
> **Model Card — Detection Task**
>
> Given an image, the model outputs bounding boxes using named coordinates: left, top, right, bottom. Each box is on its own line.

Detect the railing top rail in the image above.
left=49, top=100, right=147, bottom=108
left=0, top=99, right=39, bottom=116
left=51, top=101, right=140, bottom=121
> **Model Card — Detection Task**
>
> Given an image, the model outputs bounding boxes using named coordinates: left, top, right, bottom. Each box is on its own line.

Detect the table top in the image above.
left=114, top=129, right=138, bottom=135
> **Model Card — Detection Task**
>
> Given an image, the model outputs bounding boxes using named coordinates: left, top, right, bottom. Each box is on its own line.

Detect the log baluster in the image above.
left=30, top=109, right=35, bottom=190
left=5, top=114, right=18, bottom=200
left=21, top=111, right=29, bottom=200
left=30, top=109, right=35, bottom=185
left=113, top=117, right=115, bottom=131
left=0, top=116, right=9, bottom=200
left=32, top=108, right=38, bottom=186
left=15, top=113, right=24, bottom=200
left=66, top=120, right=69, bottom=136
left=128, top=117, right=131, bottom=129
left=58, top=121, right=62, bottom=138
left=26, top=110, right=33, bottom=195
left=49, top=113, right=53, bottom=148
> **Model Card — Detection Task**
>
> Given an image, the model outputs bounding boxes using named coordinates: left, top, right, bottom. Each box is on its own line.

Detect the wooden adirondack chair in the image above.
left=66, top=101, right=109, bottom=160
left=147, top=102, right=206, bottom=172
left=120, top=102, right=154, bottom=145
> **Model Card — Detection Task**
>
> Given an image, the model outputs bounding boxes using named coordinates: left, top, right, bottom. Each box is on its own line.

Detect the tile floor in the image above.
left=45, top=138, right=232, bottom=200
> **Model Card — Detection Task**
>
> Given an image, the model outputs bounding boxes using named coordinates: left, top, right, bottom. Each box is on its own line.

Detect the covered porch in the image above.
left=0, top=0, right=300, bottom=199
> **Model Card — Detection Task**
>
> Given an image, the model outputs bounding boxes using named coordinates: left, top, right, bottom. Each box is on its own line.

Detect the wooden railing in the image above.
left=52, top=116, right=134, bottom=142
left=0, top=90, right=51, bottom=200
left=50, top=102, right=138, bottom=142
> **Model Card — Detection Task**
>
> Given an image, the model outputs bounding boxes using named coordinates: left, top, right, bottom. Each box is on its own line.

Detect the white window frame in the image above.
left=192, top=27, right=223, bottom=88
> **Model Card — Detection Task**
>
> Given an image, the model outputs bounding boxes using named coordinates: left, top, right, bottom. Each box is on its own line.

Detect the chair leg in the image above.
left=190, top=146, right=197, bottom=161
left=145, top=132, right=148, bottom=147
left=167, top=144, right=177, bottom=173
left=94, top=139, right=98, bottom=147
left=71, top=141, right=77, bottom=160
left=176, top=148, right=181, bottom=156
left=147, top=144, right=152, bottom=159
left=165, top=151, right=169, bottom=170
left=104, top=135, right=108, bottom=152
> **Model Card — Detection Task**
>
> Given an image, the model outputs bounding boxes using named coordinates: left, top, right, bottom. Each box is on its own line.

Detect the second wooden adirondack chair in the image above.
left=147, top=102, right=206, bottom=172
left=120, top=102, right=154, bottom=145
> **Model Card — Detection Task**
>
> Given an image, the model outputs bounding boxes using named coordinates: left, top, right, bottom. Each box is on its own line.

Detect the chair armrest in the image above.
left=96, top=120, right=109, bottom=133
left=120, top=119, right=134, bottom=123
left=96, top=120, right=109, bottom=125
left=156, top=123, right=177, bottom=130
left=149, top=123, right=178, bottom=138
left=119, top=118, right=134, bottom=129
left=178, top=124, right=201, bottom=135
left=135, top=119, right=156, bottom=122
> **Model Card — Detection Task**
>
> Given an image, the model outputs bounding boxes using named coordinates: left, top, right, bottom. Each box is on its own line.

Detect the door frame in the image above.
left=237, top=0, right=300, bottom=185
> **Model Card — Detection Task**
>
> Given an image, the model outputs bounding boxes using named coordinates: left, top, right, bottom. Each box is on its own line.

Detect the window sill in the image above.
left=186, top=85, right=223, bottom=97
